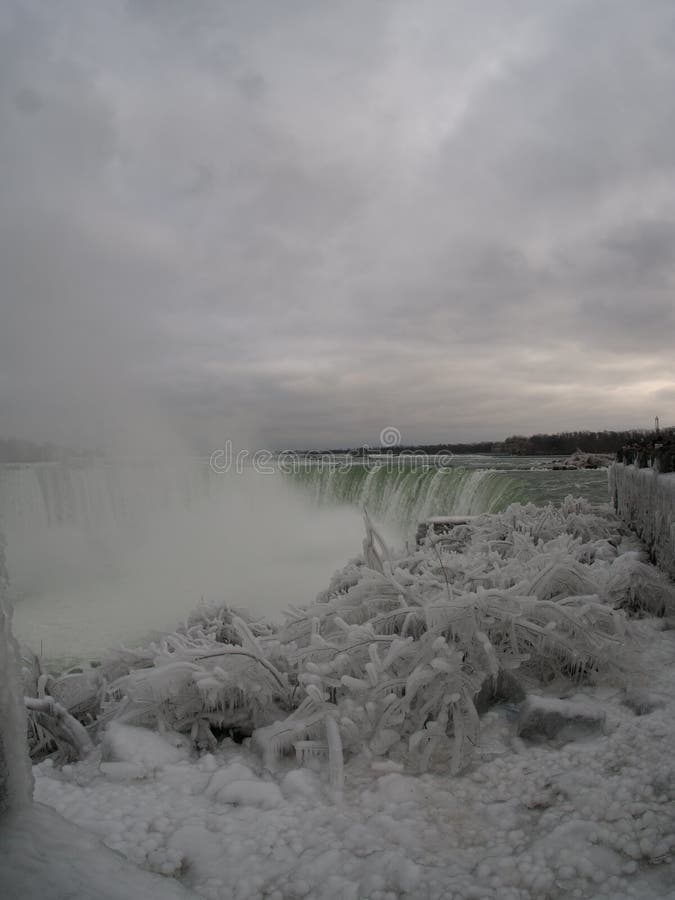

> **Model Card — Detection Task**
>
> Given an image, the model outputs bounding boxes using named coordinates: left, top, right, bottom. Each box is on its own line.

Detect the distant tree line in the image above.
left=351, top=428, right=675, bottom=457
left=498, top=428, right=674, bottom=456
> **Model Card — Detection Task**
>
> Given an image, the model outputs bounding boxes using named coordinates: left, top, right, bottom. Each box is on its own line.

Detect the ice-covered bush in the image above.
left=604, top=552, right=675, bottom=616
left=104, top=616, right=293, bottom=748
left=251, top=508, right=629, bottom=777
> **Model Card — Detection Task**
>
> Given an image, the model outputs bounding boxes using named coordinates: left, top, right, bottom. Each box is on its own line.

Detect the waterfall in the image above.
left=0, top=461, right=214, bottom=536
left=288, top=460, right=610, bottom=534
left=0, top=461, right=218, bottom=599
left=291, top=464, right=522, bottom=530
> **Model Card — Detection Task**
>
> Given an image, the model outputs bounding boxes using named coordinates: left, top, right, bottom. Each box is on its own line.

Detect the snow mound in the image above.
left=101, top=723, right=191, bottom=769
left=214, top=779, right=283, bottom=809
left=204, top=761, right=256, bottom=796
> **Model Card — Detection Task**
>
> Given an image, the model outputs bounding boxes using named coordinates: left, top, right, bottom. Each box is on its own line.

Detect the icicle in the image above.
left=325, top=717, right=344, bottom=798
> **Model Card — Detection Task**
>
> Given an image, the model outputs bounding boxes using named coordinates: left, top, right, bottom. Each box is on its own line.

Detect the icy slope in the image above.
left=0, top=803, right=196, bottom=900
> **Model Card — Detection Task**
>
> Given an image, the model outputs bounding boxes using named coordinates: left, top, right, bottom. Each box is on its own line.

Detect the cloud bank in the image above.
left=1, top=0, right=674, bottom=450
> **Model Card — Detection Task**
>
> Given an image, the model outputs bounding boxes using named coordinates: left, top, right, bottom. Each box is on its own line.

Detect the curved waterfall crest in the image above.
left=290, top=464, right=522, bottom=529
left=289, top=460, right=611, bottom=532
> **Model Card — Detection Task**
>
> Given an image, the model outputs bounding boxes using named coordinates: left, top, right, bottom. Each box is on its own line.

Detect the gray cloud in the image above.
left=1, top=0, right=674, bottom=451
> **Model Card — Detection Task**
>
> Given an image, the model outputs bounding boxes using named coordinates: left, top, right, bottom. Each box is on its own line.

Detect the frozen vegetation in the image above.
left=2, top=497, right=675, bottom=899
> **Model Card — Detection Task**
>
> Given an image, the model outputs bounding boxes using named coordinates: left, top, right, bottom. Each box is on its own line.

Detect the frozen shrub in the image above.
left=605, top=554, right=675, bottom=616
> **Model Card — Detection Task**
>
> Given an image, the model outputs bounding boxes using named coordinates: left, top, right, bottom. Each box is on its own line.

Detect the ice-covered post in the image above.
left=0, top=528, right=33, bottom=814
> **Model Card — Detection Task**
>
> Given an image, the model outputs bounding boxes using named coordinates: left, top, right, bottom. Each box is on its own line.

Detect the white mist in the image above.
left=1, top=461, right=370, bottom=661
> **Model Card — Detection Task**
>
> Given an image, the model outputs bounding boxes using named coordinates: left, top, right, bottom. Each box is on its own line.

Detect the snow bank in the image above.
left=517, top=695, right=606, bottom=741
left=101, top=723, right=192, bottom=770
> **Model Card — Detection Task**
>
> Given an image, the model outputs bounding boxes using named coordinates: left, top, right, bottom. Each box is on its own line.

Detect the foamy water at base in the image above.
left=1, top=463, right=364, bottom=660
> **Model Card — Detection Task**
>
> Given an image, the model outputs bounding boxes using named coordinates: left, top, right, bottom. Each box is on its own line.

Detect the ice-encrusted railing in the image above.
left=610, top=461, right=675, bottom=579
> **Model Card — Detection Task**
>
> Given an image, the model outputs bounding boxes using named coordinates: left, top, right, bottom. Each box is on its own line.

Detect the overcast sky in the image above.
left=1, top=0, right=674, bottom=451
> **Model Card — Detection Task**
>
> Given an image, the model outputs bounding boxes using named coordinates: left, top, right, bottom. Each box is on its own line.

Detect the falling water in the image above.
left=288, top=457, right=610, bottom=534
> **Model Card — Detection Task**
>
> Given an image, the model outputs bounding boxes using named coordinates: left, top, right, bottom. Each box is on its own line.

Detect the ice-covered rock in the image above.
left=373, top=773, right=425, bottom=805
left=622, top=688, right=665, bottom=716
left=101, top=723, right=191, bottom=769
left=474, top=668, right=526, bottom=714
left=204, top=761, right=256, bottom=797
left=280, top=768, right=324, bottom=802
left=214, top=778, right=283, bottom=809
left=517, top=696, right=606, bottom=741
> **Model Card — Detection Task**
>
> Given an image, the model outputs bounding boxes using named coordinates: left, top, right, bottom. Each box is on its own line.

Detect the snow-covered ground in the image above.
left=3, top=501, right=675, bottom=899
left=6, top=624, right=672, bottom=900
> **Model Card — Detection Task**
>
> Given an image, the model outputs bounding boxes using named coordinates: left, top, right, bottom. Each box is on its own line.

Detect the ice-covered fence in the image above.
left=0, top=529, right=33, bottom=815
left=610, top=462, right=675, bottom=579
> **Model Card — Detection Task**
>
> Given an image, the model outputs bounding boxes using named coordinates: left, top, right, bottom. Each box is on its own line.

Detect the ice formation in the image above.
left=2, top=499, right=675, bottom=899
left=610, top=462, right=675, bottom=578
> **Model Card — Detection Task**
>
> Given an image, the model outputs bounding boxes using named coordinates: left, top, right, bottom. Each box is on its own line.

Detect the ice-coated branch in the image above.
left=25, top=697, right=94, bottom=759
left=192, top=648, right=290, bottom=696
